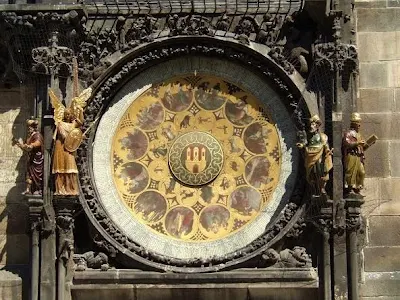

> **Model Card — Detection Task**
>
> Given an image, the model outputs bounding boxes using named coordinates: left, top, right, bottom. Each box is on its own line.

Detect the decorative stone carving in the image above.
left=314, top=42, right=358, bottom=74
left=32, top=44, right=74, bottom=76
left=93, top=236, right=118, bottom=258
left=268, top=46, right=295, bottom=74
left=167, top=14, right=213, bottom=37
left=28, top=196, right=44, bottom=232
left=286, top=217, right=306, bottom=238
left=345, top=198, right=364, bottom=232
left=56, top=215, right=75, bottom=262
left=1, top=10, right=86, bottom=74
left=74, top=251, right=110, bottom=271
left=261, top=246, right=312, bottom=268
left=54, top=197, right=80, bottom=267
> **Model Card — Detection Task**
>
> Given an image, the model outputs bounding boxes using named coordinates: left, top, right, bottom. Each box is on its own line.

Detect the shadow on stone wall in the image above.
left=0, top=83, right=36, bottom=300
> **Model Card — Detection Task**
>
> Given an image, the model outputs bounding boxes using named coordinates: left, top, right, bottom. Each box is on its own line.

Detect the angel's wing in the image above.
left=71, top=87, right=92, bottom=110
left=48, top=89, right=65, bottom=124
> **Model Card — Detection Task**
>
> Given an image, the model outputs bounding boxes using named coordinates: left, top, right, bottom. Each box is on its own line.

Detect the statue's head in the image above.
left=97, top=252, right=108, bottom=264
left=309, top=115, right=321, bottom=133
left=350, top=112, right=361, bottom=131
left=64, top=108, right=75, bottom=122
left=26, top=119, right=39, bottom=134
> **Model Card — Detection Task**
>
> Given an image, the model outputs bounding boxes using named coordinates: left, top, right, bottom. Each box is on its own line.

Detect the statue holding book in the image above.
left=342, top=112, right=377, bottom=197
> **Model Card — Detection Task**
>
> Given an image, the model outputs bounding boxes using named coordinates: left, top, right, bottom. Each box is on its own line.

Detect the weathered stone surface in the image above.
left=136, top=285, right=249, bottom=300
left=0, top=203, right=28, bottom=235
left=361, top=272, right=400, bottom=297
left=372, top=178, right=400, bottom=215
left=0, top=109, right=25, bottom=124
left=358, top=32, right=399, bottom=62
left=359, top=63, right=388, bottom=88
left=395, top=88, right=400, bottom=111
left=388, top=0, right=400, bottom=7
left=248, top=285, right=318, bottom=299
left=364, top=246, right=400, bottom=271
left=361, top=297, right=400, bottom=300
left=71, top=269, right=318, bottom=299
left=73, top=268, right=318, bottom=284
left=368, top=216, right=400, bottom=246
left=0, top=124, right=25, bottom=159
left=388, top=61, right=400, bottom=87
left=71, top=285, right=135, bottom=300
left=358, top=88, right=394, bottom=113
left=0, top=159, right=25, bottom=185
left=357, top=8, right=400, bottom=32
left=362, top=178, right=381, bottom=216
left=363, top=140, right=390, bottom=178
left=360, top=113, right=398, bottom=140
left=0, top=270, right=22, bottom=300
left=0, top=89, right=22, bottom=109
left=374, top=200, right=400, bottom=216
left=0, top=234, right=29, bottom=266
left=71, top=283, right=318, bottom=300
left=389, top=141, right=400, bottom=177
left=354, top=0, right=388, bottom=8
left=0, top=184, right=25, bottom=199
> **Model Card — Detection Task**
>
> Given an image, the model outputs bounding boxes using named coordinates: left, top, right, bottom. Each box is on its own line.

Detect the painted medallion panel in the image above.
left=111, top=75, right=281, bottom=242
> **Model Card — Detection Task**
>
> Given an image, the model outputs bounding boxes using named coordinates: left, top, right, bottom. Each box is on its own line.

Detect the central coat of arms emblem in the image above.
left=169, top=131, right=223, bottom=186
left=185, top=146, right=207, bottom=173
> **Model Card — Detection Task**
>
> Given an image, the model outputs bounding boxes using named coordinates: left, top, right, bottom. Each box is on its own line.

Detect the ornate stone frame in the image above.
left=76, top=36, right=314, bottom=272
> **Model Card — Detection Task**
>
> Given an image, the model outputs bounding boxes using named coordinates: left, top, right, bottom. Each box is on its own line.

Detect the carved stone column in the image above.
left=28, top=195, right=44, bottom=300
left=313, top=8, right=359, bottom=298
left=345, top=198, right=364, bottom=300
left=31, top=29, right=75, bottom=300
left=311, top=196, right=333, bottom=300
left=54, top=196, right=80, bottom=300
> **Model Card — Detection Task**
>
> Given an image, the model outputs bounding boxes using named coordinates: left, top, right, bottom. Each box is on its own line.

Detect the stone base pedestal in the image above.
left=72, top=268, right=318, bottom=300
left=0, top=270, right=22, bottom=300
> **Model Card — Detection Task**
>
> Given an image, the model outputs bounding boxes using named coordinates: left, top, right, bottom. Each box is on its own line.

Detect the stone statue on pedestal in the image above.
left=49, top=87, right=92, bottom=196
left=342, top=112, right=377, bottom=198
left=14, top=119, right=44, bottom=195
left=297, top=115, right=333, bottom=196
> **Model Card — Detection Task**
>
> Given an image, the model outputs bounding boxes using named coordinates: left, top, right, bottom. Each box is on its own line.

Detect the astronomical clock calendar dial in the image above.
left=111, top=76, right=282, bottom=242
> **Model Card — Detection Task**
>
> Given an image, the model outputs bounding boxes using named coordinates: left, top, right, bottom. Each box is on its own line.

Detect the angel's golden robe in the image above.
left=52, top=121, right=79, bottom=195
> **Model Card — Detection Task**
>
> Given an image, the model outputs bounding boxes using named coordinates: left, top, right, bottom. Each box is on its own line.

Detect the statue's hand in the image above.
left=13, top=138, right=24, bottom=149
left=358, top=140, right=366, bottom=146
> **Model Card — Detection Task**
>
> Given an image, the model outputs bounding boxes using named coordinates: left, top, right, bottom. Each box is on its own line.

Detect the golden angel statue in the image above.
left=49, top=68, right=92, bottom=195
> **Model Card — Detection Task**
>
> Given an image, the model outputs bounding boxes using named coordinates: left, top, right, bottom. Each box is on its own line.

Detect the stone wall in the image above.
left=0, top=86, right=34, bottom=299
left=356, top=5, right=400, bottom=300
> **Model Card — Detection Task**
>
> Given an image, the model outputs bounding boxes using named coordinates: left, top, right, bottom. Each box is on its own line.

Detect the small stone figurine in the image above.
left=297, top=115, right=333, bottom=196
left=14, top=119, right=44, bottom=195
left=342, top=112, right=377, bottom=198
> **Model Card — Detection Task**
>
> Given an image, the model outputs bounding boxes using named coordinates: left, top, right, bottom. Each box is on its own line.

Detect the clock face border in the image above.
left=92, top=56, right=299, bottom=261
